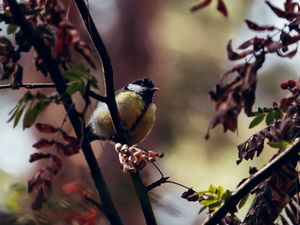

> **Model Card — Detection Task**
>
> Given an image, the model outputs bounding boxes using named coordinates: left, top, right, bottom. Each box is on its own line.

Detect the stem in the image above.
left=7, top=1, right=123, bottom=225
left=0, top=83, right=107, bottom=102
left=131, top=172, right=158, bottom=225
left=203, top=139, right=300, bottom=225
left=73, top=1, right=158, bottom=225
left=0, top=83, right=56, bottom=89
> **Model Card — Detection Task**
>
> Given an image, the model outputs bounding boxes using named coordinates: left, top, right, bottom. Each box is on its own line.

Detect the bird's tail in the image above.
left=85, top=123, right=103, bottom=142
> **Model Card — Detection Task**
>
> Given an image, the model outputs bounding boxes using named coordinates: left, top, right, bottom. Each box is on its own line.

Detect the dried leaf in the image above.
left=216, top=0, right=228, bottom=17
left=32, top=138, right=53, bottom=149
left=245, top=19, right=275, bottom=31
left=35, top=123, right=58, bottom=133
left=190, top=0, right=212, bottom=12
left=227, top=40, right=254, bottom=60
left=265, top=1, right=288, bottom=19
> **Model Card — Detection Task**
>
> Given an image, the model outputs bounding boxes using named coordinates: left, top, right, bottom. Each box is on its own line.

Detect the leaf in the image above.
left=13, top=105, right=25, bottom=128
left=265, top=1, right=288, bottom=19
left=249, top=113, right=265, bottom=128
left=23, top=102, right=49, bottom=129
left=265, top=111, right=274, bottom=125
left=190, top=0, right=212, bottom=12
left=66, top=80, right=85, bottom=96
left=245, top=19, right=275, bottom=32
left=238, top=193, right=249, bottom=209
left=35, top=123, right=58, bottom=133
left=63, top=70, right=83, bottom=82
left=32, top=139, right=54, bottom=149
left=267, top=141, right=288, bottom=150
left=6, top=24, right=18, bottom=34
left=198, top=206, right=208, bottom=214
left=200, top=198, right=219, bottom=207
left=274, top=109, right=283, bottom=120
left=29, top=153, right=51, bottom=163
left=216, top=0, right=228, bottom=17
left=227, top=40, right=254, bottom=60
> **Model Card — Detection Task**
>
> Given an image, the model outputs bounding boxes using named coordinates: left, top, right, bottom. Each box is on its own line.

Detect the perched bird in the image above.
left=87, top=78, right=158, bottom=145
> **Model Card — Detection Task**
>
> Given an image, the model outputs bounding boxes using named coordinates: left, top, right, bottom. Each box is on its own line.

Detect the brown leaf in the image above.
left=32, top=138, right=54, bottom=149
left=227, top=40, right=254, bottom=60
left=265, top=1, right=288, bottom=19
left=31, top=188, right=46, bottom=210
left=190, top=0, right=212, bottom=12
left=35, top=123, right=58, bottom=133
left=238, top=37, right=265, bottom=50
left=29, top=152, right=51, bottom=163
left=51, top=155, right=62, bottom=175
left=277, top=47, right=298, bottom=58
left=61, top=130, right=77, bottom=142
left=245, top=19, right=275, bottom=32
left=266, top=41, right=282, bottom=53
left=216, top=0, right=228, bottom=17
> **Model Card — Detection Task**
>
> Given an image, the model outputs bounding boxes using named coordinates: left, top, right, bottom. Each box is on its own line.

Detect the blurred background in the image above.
left=0, top=0, right=299, bottom=224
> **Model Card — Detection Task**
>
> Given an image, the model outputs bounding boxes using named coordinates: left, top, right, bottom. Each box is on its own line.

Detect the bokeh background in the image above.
left=0, top=0, right=299, bottom=224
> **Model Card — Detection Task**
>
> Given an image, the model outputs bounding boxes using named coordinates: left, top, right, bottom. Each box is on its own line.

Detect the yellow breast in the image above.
left=90, top=91, right=156, bottom=145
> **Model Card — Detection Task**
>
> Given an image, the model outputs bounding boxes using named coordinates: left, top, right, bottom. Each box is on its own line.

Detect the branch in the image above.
left=73, top=1, right=157, bottom=225
left=74, top=0, right=126, bottom=143
left=6, top=1, right=123, bottom=225
left=203, top=139, right=300, bottom=225
left=0, top=83, right=56, bottom=89
left=0, top=82, right=107, bottom=102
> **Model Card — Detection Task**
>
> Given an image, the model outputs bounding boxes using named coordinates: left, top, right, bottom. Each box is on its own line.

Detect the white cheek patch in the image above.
left=127, top=83, right=147, bottom=93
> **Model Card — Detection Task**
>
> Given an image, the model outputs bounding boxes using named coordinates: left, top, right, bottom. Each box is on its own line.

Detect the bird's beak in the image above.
left=151, top=87, right=159, bottom=91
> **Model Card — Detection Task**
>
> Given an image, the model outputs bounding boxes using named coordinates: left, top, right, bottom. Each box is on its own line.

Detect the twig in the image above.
left=6, top=1, right=123, bottom=225
left=203, top=139, right=300, bottom=225
left=74, top=0, right=126, bottom=143
left=73, top=1, right=158, bottom=225
left=84, top=195, right=105, bottom=212
left=0, top=83, right=57, bottom=89
left=0, top=82, right=107, bottom=102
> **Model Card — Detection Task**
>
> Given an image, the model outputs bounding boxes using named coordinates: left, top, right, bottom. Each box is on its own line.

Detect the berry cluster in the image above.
left=280, top=80, right=296, bottom=90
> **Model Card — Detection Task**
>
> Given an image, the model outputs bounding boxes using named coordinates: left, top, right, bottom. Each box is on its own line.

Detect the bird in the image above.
left=87, top=78, right=158, bottom=145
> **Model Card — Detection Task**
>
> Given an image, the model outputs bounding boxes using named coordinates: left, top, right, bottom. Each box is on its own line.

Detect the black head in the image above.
left=125, top=78, right=158, bottom=105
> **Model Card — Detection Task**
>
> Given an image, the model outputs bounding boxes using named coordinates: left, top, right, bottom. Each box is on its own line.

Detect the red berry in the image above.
left=288, top=80, right=296, bottom=88
left=280, top=82, right=289, bottom=90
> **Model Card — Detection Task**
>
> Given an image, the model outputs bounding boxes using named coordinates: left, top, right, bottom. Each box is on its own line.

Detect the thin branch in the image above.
left=6, top=1, right=123, bottom=225
left=0, top=82, right=107, bottom=102
left=203, top=139, right=300, bottom=225
left=84, top=195, right=105, bottom=212
left=147, top=176, right=170, bottom=191
left=0, top=83, right=57, bottom=89
left=74, top=0, right=126, bottom=143
left=73, top=1, right=158, bottom=225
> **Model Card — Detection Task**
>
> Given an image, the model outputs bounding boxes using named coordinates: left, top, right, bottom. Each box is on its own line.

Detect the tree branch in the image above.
left=203, top=139, right=300, bottom=225
left=0, top=82, right=107, bottom=102
left=0, top=83, right=56, bottom=89
left=6, top=1, right=123, bottom=225
left=73, top=1, right=158, bottom=225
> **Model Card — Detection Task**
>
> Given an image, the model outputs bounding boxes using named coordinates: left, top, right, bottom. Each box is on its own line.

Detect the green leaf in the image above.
left=267, top=141, right=288, bottom=150
left=274, top=109, right=283, bottom=120
left=216, top=186, right=224, bottom=198
left=265, top=111, right=274, bottom=125
left=200, top=198, right=219, bottom=207
left=23, top=102, right=49, bottom=129
left=198, top=206, right=208, bottom=214
left=6, top=24, right=18, bottom=34
left=13, top=105, right=25, bottom=128
left=238, top=193, right=249, bottom=209
left=249, top=113, right=265, bottom=129
left=66, top=80, right=85, bottom=96
left=208, top=184, right=217, bottom=193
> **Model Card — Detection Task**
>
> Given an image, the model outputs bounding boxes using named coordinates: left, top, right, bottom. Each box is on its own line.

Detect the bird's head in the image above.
left=126, top=78, right=159, bottom=104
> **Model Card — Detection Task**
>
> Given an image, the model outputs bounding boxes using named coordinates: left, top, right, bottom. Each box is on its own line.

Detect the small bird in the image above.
left=87, top=78, right=158, bottom=145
